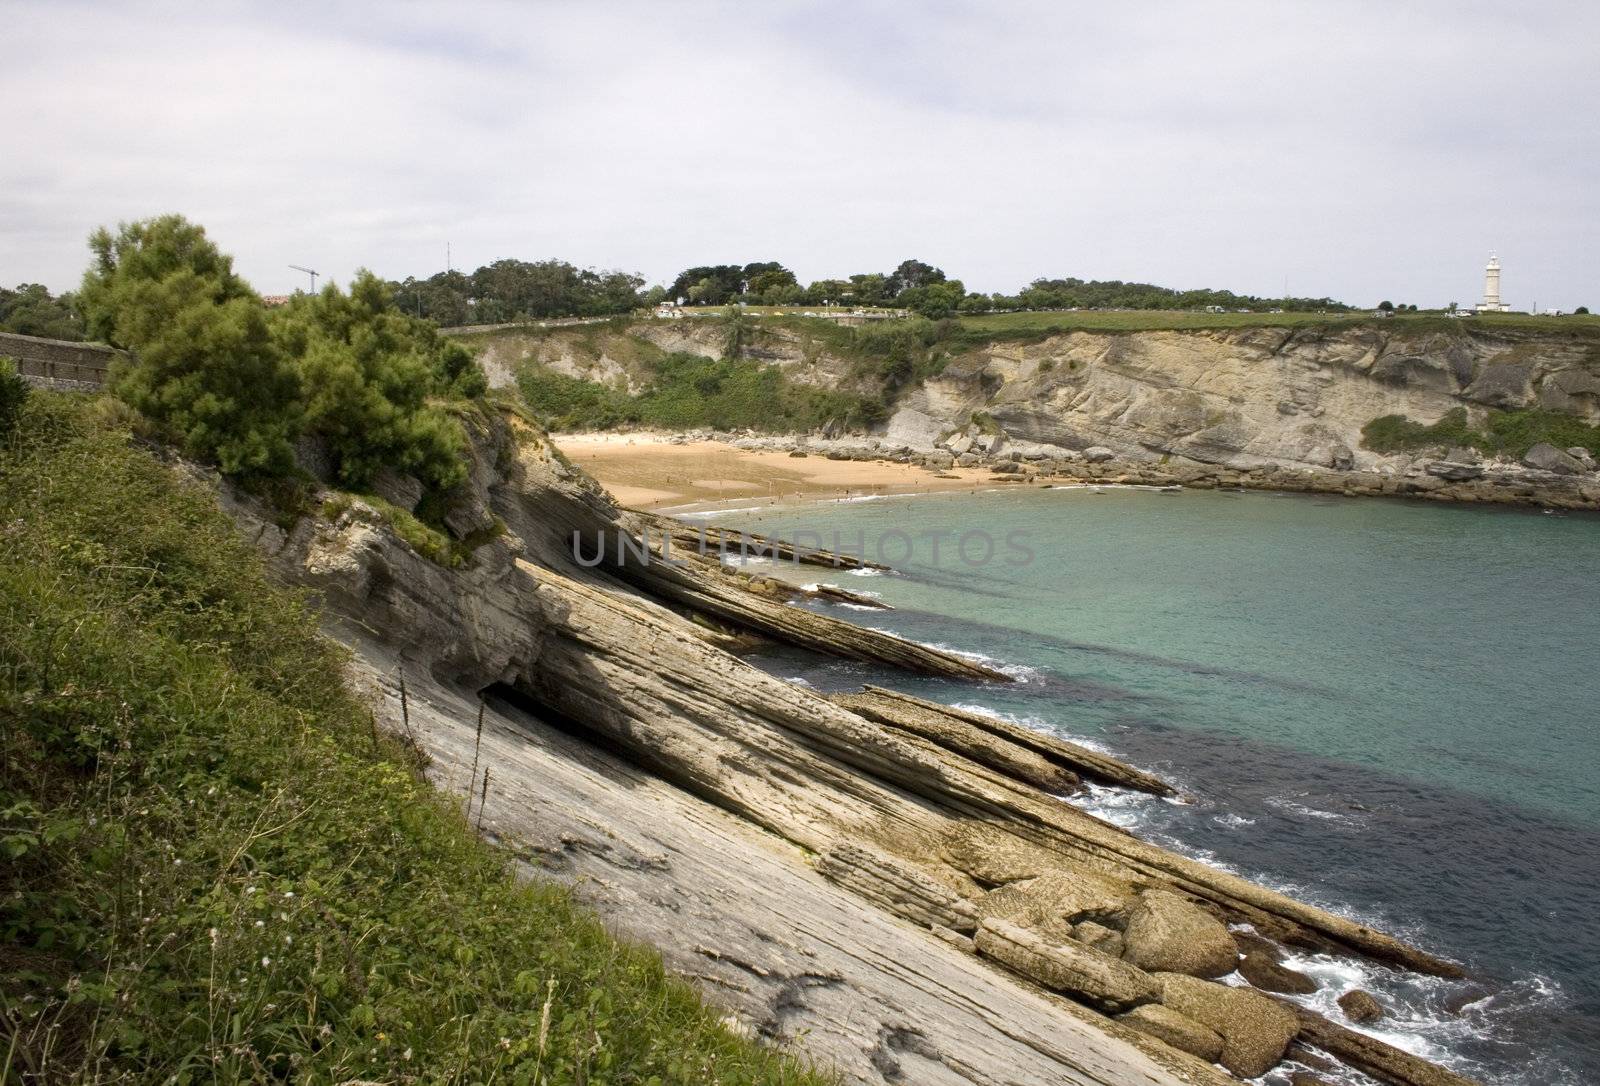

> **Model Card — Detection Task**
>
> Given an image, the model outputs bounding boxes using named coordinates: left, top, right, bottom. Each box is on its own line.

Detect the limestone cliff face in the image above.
left=894, top=325, right=1600, bottom=471
left=469, top=319, right=1600, bottom=474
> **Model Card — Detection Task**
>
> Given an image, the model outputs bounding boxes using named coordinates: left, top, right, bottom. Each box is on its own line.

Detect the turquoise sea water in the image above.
left=707, top=486, right=1600, bottom=1086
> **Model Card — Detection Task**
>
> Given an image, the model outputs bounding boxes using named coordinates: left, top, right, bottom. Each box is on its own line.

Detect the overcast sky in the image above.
left=4, top=1, right=1598, bottom=309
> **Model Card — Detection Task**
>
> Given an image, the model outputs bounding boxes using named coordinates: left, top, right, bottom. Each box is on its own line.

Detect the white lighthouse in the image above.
left=1477, top=253, right=1511, bottom=312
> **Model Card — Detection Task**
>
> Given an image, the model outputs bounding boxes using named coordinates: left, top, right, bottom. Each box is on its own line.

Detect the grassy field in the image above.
left=956, top=309, right=1600, bottom=335
left=0, top=392, right=829, bottom=1085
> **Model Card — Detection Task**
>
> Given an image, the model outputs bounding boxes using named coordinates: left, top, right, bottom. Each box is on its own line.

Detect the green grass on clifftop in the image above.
left=0, top=394, right=828, bottom=1085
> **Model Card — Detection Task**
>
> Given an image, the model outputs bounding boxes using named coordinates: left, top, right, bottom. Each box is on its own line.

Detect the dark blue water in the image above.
left=708, top=486, right=1600, bottom=1085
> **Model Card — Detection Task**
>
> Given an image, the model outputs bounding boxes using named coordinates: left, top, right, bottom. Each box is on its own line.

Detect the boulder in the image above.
left=974, top=918, right=1157, bottom=1013
left=1083, top=446, right=1116, bottom=463
left=975, top=871, right=1135, bottom=935
left=1338, top=988, right=1385, bottom=1024
left=1238, top=950, right=1318, bottom=994
left=1116, top=1003, right=1223, bottom=1062
left=1522, top=442, right=1586, bottom=475
left=1565, top=446, right=1596, bottom=470
left=1156, top=972, right=1299, bottom=1079
left=1121, top=890, right=1238, bottom=978
left=1329, top=444, right=1355, bottom=471
left=942, top=432, right=975, bottom=455
left=1072, top=920, right=1123, bottom=957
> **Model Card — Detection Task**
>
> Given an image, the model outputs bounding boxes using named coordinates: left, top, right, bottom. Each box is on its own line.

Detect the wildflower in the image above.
left=499, top=1037, right=511, bottom=1051
left=255, top=920, right=265, bottom=928
left=260, top=956, right=271, bottom=968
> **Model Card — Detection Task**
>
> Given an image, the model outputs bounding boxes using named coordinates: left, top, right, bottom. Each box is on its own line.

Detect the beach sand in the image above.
left=554, top=432, right=996, bottom=513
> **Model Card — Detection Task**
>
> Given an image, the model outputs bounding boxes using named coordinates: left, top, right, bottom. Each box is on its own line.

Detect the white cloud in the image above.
left=3, top=0, right=1597, bottom=309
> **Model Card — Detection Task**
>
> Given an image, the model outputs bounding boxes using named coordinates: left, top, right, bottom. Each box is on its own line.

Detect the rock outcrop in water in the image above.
left=214, top=403, right=1484, bottom=1086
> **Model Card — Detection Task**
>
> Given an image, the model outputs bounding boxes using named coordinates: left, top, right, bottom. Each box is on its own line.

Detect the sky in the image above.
left=4, top=0, right=1598, bottom=310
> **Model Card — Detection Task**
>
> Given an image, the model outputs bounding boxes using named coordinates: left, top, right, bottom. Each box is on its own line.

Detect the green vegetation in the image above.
left=270, top=271, right=484, bottom=491
left=0, top=283, right=84, bottom=341
left=390, top=259, right=647, bottom=327
left=0, top=394, right=827, bottom=1085
left=79, top=214, right=485, bottom=500
left=0, top=358, right=28, bottom=436
left=1361, top=406, right=1600, bottom=459
left=80, top=215, right=303, bottom=476
left=517, top=352, right=883, bottom=432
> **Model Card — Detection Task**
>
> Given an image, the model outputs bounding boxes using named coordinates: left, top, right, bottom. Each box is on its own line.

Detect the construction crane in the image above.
left=288, top=264, right=319, bottom=293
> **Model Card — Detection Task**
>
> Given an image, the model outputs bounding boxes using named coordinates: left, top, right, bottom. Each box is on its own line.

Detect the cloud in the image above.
left=3, top=0, right=1597, bottom=309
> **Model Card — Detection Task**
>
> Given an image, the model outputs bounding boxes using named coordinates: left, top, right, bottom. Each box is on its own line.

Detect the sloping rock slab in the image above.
left=817, top=844, right=978, bottom=934
left=852, top=686, right=1174, bottom=795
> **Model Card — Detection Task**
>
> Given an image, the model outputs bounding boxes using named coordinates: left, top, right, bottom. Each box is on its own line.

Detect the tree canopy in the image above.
left=0, top=283, right=84, bottom=340
left=81, top=215, right=485, bottom=492
left=79, top=215, right=302, bottom=475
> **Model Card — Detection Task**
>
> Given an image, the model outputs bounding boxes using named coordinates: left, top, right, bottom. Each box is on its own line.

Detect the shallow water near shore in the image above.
left=712, top=487, right=1600, bottom=1085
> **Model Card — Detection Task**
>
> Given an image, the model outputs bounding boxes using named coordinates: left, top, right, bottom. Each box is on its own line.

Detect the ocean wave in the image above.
left=917, top=642, right=1040, bottom=683
left=1264, top=794, right=1361, bottom=826
left=1046, top=483, right=1173, bottom=493
left=688, top=504, right=769, bottom=518
left=1261, top=952, right=1578, bottom=1085
left=846, top=567, right=886, bottom=578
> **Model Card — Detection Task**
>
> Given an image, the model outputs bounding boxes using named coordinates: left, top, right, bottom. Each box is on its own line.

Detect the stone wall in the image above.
left=0, top=331, right=118, bottom=390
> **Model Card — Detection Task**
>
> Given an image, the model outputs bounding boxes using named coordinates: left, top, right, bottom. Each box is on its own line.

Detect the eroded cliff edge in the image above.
left=477, top=318, right=1600, bottom=508
left=217, top=405, right=1485, bottom=1086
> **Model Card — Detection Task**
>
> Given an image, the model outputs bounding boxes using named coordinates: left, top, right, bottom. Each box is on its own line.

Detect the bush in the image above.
left=0, top=394, right=827, bottom=1085
left=1361, top=406, right=1600, bottom=459
left=80, top=216, right=302, bottom=475
left=0, top=357, right=28, bottom=436
left=518, top=353, right=883, bottom=433
left=270, top=272, right=479, bottom=491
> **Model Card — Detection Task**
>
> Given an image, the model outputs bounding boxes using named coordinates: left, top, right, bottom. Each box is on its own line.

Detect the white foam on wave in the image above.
left=688, top=504, right=769, bottom=518
left=1046, top=483, right=1172, bottom=493
left=1265, top=794, right=1359, bottom=825
left=918, top=642, right=1040, bottom=683
left=1260, top=953, right=1577, bottom=1084
left=846, top=567, right=886, bottom=578
left=1212, top=811, right=1256, bottom=829
left=949, top=702, right=1119, bottom=756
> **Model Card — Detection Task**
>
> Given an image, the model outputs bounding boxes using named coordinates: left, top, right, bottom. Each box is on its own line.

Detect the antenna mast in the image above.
left=288, top=264, right=319, bottom=293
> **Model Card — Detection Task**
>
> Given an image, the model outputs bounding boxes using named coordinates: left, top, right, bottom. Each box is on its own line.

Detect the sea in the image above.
left=694, top=484, right=1600, bottom=1086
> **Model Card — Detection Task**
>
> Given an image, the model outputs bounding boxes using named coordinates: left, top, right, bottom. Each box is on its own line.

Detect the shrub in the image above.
left=80, top=216, right=302, bottom=475
left=0, top=357, right=28, bottom=436
left=1361, top=406, right=1600, bottom=459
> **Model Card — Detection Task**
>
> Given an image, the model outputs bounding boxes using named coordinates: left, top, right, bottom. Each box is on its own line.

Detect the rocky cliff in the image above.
left=890, top=324, right=1600, bottom=473
left=468, top=317, right=1600, bottom=480
left=216, top=404, right=1486, bottom=1086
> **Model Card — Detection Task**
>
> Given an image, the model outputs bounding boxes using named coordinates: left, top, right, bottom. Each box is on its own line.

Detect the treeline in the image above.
left=79, top=215, right=484, bottom=495
left=388, top=260, right=648, bottom=326
left=0, top=282, right=85, bottom=340
left=390, top=255, right=1351, bottom=326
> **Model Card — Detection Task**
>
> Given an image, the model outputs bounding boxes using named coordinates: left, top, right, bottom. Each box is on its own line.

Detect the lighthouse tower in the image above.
left=1478, top=253, right=1510, bottom=312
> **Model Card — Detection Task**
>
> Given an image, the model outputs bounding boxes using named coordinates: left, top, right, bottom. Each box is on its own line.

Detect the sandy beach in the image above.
left=554, top=432, right=997, bottom=513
